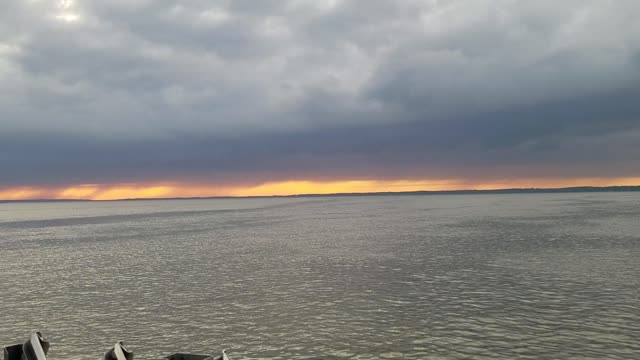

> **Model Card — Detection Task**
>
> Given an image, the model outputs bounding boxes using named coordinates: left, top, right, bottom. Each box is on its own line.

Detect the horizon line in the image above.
left=1, top=185, right=639, bottom=203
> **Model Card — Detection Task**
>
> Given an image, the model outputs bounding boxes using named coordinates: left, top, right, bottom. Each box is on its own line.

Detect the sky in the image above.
left=1, top=0, right=640, bottom=200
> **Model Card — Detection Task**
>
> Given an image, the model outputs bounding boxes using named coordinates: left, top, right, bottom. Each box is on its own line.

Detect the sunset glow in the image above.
left=3, top=1, right=640, bottom=205
left=2, top=177, right=640, bottom=201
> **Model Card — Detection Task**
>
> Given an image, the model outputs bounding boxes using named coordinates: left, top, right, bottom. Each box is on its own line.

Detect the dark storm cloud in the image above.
left=1, top=0, right=640, bottom=187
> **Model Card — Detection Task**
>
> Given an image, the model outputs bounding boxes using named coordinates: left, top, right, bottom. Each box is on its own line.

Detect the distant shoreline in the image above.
left=1, top=185, right=639, bottom=203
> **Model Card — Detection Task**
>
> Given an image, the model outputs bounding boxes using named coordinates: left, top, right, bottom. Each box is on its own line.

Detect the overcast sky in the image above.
left=2, top=0, right=640, bottom=191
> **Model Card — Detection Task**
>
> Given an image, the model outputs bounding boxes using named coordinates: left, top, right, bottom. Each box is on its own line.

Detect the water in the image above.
left=0, top=193, right=639, bottom=359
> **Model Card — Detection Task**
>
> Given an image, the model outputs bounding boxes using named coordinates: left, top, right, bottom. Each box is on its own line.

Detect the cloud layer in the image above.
left=2, top=0, right=640, bottom=189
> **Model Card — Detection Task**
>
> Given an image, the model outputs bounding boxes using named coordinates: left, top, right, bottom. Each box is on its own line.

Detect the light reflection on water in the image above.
left=1, top=194, right=639, bottom=359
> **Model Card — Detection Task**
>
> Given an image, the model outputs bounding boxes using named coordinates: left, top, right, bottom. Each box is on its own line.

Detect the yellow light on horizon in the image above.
left=90, top=186, right=174, bottom=201
left=1, top=177, right=640, bottom=201
left=0, top=187, right=47, bottom=201
left=226, top=180, right=461, bottom=197
left=58, top=185, right=99, bottom=199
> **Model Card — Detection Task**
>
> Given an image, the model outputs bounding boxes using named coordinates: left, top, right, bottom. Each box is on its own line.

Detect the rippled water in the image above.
left=1, top=194, right=639, bottom=359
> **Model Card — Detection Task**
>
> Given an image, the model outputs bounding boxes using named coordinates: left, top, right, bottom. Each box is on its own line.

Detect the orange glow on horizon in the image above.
left=1, top=177, right=640, bottom=201
left=0, top=187, right=48, bottom=201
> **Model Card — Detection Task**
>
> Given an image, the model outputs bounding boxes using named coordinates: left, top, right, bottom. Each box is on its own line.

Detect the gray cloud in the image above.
left=1, top=0, right=640, bottom=187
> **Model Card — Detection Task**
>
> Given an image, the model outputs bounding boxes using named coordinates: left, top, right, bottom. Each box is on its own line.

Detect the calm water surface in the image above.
left=0, top=194, right=639, bottom=359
